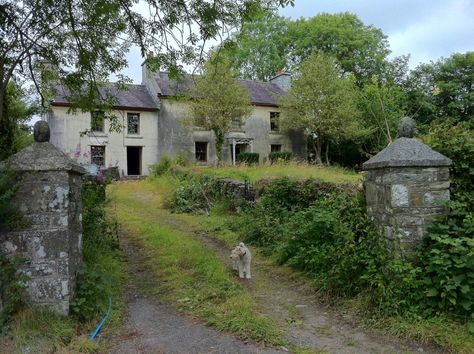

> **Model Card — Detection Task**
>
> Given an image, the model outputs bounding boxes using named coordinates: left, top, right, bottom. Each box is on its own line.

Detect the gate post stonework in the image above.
left=363, top=119, right=452, bottom=251
left=0, top=121, right=85, bottom=315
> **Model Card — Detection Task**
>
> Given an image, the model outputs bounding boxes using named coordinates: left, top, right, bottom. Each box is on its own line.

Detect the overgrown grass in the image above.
left=179, top=161, right=360, bottom=184
left=109, top=179, right=285, bottom=346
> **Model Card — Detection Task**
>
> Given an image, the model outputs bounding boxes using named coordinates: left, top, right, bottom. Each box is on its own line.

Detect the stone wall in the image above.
left=0, top=121, right=85, bottom=315
left=216, top=178, right=256, bottom=201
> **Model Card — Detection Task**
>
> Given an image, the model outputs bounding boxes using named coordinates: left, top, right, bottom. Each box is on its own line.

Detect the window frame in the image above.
left=271, top=144, right=282, bottom=153
left=127, top=112, right=140, bottom=135
left=270, top=111, right=280, bottom=132
left=90, top=111, right=105, bottom=133
left=195, top=141, right=208, bottom=162
left=90, top=145, right=106, bottom=166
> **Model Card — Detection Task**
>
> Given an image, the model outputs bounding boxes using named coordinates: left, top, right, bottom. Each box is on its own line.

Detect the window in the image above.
left=90, top=111, right=105, bottom=133
left=195, top=142, right=208, bottom=162
left=231, top=118, right=242, bottom=131
left=271, top=144, right=282, bottom=152
left=127, top=113, right=140, bottom=134
left=91, top=146, right=105, bottom=166
left=270, top=112, right=280, bottom=132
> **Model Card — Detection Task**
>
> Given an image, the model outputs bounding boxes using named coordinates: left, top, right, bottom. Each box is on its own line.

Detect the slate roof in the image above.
left=363, top=137, right=452, bottom=170
left=155, top=72, right=286, bottom=107
left=51, top=84, right=158, bottom=111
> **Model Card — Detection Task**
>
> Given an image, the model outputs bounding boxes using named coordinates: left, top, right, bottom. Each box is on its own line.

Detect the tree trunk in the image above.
left=314, top=138, right=322, bottom=165
left=0, top=84, right=15, bottom=160
left=214, top=129, right=225, bottom=166
left=325, top=141, right=330, bottom=166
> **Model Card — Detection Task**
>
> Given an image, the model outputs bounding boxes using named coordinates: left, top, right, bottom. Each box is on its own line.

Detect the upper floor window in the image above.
left=91, top=111, right=105, bottom=133
left=127, top=113, right=140, bottom=134
left=270, top=112, right=280, bottom=132
left=231, top=118, right=242, bottom=131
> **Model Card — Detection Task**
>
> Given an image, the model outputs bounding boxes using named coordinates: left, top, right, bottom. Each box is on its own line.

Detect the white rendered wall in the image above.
left=47, top=106, right=159, bottom=176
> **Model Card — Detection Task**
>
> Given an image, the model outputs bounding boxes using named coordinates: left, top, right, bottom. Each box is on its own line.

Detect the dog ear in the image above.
left=239, top=242, right=245, bottom=247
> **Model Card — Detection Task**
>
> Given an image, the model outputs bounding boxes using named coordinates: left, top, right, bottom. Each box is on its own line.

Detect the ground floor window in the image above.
left=271, top=144, right=282, bottom=152
left=195, top=142, right=208, bottom=162
left=91, top=145, right=105, bottom=166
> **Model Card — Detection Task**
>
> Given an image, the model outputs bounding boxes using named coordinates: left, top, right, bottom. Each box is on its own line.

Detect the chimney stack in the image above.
left=269, top=69, right=292, bottom=91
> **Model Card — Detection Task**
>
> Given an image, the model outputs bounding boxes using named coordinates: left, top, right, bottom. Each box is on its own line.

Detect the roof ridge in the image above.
left=159, top=71, right=279, bottom=86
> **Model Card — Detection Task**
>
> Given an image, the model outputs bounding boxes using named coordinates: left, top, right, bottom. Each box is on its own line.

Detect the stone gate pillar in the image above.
left=362, top=119, right=452, bottom=250
left=0, top=121, right=85, bottom=314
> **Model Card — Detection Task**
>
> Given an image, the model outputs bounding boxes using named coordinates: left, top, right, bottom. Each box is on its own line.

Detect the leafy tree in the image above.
left=0, top=83, right=35, bottom=160
left=226, top=11, right=290, bottom=81
left=406, top=52, right=474, bottom=127
left=287, top=12, right=390, bottom=86
left=358, top=76, right=407, bottom=155
left=188, top=58, right=252, bottom=164
left=279, top=52, right=362, bottom=165
left=0, top=0, right=293, bottom=143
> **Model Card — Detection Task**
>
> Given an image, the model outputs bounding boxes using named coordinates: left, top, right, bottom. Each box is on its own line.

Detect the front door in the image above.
left=127, top=146, right=142, bottom=175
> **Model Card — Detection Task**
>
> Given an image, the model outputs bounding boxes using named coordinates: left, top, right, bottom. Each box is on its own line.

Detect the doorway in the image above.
left=127, top=146, right=142, bottom=175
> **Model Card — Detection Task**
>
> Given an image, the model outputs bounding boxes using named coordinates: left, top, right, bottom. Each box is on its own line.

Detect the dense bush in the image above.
left=175, top=151, right=189, bottom=167
left=268, top=151, right=292, bottom=163
left=236, top=152, right=259, bottom=165
left=0, top=256, right=28, bottom=331
left=169, top=174, right=222, bottom=215
left=234, top=174, right=474, bottom=323
left=416, top=121, right=474, bottom=320
left=0, top=169, right=26, bottom=231
left=149, top=155, right=173, bottom=177
left=71, top=177, right=120, bottom=321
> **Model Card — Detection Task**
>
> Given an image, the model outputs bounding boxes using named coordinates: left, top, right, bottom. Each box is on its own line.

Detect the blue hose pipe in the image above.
left=90, top=297, right=112, bottom=340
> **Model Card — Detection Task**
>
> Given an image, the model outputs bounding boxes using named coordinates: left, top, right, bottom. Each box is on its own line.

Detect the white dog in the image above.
left=229, top=242, right=251, bottom=279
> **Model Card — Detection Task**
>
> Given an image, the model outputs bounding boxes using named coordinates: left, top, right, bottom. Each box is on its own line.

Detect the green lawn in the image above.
left=180, top=162, right=361, bottom=184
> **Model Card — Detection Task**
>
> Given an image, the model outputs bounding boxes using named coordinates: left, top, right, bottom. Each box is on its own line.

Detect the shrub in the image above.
left=71, top=177, right=120, bottom=321
left=417, top=121, right=474, bottom=319
left=169, top=175, right=222, bottom=215
left=149, top=155, right=173, bottom=177
left=0, top=169, right=27, bottom=231
left=0, top=256, right=28, bottom=330
left=175, top=151, right=189, bottom=167
left=236, top=152, right=259, bottom=165
left=424, top=121, right=474, bottom=193
left=268, top=151, right=292, bottom=163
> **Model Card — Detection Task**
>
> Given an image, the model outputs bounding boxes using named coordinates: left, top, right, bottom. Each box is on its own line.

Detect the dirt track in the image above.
left=106, top=181, right=441, bottom=354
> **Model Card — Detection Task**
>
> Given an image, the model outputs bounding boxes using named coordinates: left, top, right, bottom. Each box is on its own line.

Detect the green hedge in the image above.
left=236, top=152, right=259, bottom=164
left=269, top=151, right=292, bottom=163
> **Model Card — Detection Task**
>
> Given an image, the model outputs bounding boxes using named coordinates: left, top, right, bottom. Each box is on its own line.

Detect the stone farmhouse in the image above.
left=45, top=62, right=306, bottom=177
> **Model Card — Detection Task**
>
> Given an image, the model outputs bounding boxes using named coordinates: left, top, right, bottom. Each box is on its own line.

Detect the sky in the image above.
left=279, top=0, right=474, bottom=67
left=118, top=0, right=474, bottom=83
